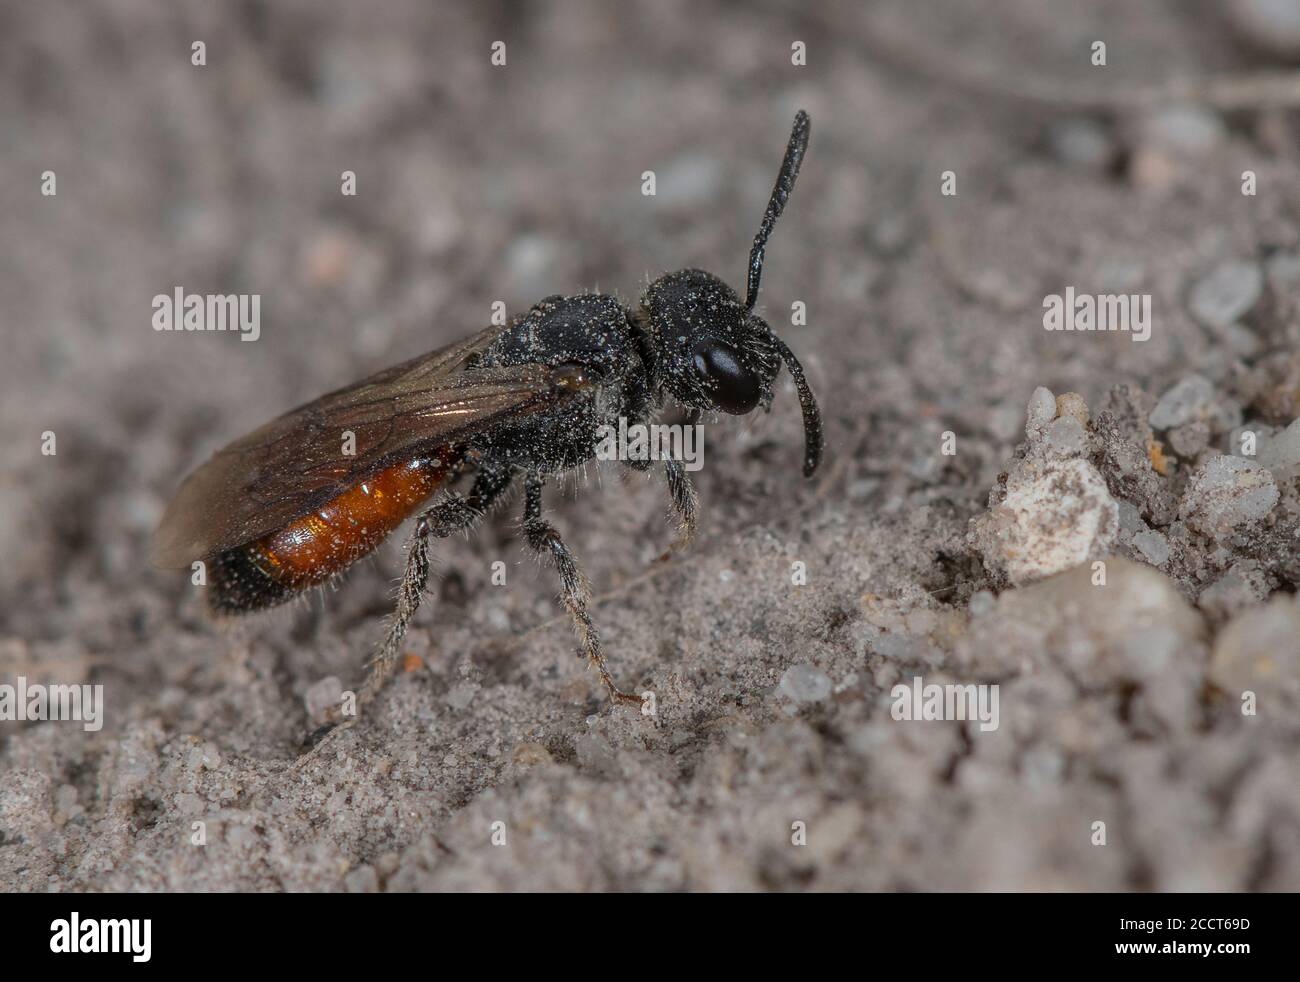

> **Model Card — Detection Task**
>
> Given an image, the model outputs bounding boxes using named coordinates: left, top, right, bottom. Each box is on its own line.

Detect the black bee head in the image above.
left=642, top=268, right=778, bottom=416
left=636, top=110, right=822, bottom=476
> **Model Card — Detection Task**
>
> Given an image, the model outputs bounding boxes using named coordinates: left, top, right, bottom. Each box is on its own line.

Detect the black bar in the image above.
left=0, top=892, right=1281, bottom=969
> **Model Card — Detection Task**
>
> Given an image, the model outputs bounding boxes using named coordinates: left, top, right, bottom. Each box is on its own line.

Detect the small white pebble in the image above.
left=1132, top=529, right=1171, bottom=567
left=777, top=663, right=832, bottom=704
left=1026, top=386, right=1057, bottom=441
left=304, top=676, right=343, bottom=720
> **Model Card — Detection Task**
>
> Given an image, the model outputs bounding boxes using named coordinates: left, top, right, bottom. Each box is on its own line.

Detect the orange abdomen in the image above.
left=209, top=454, right=454, bottom=612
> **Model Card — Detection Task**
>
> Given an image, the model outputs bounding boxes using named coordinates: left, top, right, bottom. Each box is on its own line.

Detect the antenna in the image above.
left=745, top=110, right=810, bottom=312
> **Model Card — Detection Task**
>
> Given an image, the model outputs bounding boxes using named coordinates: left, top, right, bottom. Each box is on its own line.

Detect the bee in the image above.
left=152, top=111, right=821, bottom=708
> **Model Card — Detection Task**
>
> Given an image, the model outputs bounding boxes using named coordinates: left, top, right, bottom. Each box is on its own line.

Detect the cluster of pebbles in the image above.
left=967, top=371, right=1300, bottom=714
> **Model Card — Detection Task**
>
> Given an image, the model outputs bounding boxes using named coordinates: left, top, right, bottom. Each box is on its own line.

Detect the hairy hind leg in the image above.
left=360, top=463, right=514, bottom=704
left=522, top=473, right=641, bottom=706
left=623, top=453, right=698, bottom=556
left=661, top=454, right=698, bottom=552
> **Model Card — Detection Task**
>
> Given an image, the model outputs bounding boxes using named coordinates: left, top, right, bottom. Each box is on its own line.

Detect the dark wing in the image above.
left=151, top=326, right=574, bottom=566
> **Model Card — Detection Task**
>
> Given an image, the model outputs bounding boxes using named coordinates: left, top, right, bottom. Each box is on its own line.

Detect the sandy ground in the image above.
left=2, top=0, right=1299, bottom=891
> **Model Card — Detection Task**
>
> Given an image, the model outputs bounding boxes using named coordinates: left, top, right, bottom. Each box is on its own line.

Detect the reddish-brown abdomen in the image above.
left=209, top=454, right=455, bottom=612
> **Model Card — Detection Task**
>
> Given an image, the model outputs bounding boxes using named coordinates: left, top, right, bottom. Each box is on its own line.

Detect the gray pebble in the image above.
left=1198, top=562, right=1269, bottom=622
left=1136, top=106, right=1226, bottom=155
left=1210, top=594, right=1300, bottom=713
left=1227, top=0, right=1300, bottom=59
left=1179, top=455, right=1279, bottom=538
left=1132, top=529, right=1171, bottom=567
left=1167, top=419, right=1211, bottom=459
left=304, top=676, right=343, bottom=721
left=446, top=682, right=478, bottom=711
left=1044, top=415, right=1087, bottom=457
left=778, top=663, right=833, bottom=704
left=1025, top=386, right=1057, bottom=441
left=1046, top=118, right=1114, bottom=169
left=1150, top=375, right=1215, bottom=430
left=1188, top=261, right=1263, bottom=330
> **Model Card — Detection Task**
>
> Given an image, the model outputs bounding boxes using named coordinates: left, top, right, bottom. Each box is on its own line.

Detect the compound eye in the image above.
left=692, top=340, right=762, bottom=415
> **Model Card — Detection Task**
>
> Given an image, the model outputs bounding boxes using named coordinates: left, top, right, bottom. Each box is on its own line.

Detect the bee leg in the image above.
left=522, top=473, right=642, bottom=708
left=661, top=454, right=698, bottom=552
left=623, top=454, right=697, bottom=555
left=360, top=464, right=514, bottom=705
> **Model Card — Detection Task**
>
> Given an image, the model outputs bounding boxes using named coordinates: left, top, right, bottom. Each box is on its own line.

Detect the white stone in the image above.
left=1150, top=374, right=1215, bottom=430
left=1132, top=529, right=1171, bottom=567
left=1187, top=262, right=1262, bottom=330
left=1255, top=418, right=1300, bottom=480
left=1180, top=456, right=1279, bottom=538
left=1210, top=594, right=1300, bottom=713
left=778, top=663, right=832, bottom=704
left=304, top=676, right=343, bottom=720
left=975, top=458, right=1119, bottom=585
left=1025, top=386, right=1057, bottom=442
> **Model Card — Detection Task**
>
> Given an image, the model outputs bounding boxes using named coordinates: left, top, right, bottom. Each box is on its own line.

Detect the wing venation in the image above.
left=151, top=328, right=572, bottom=566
